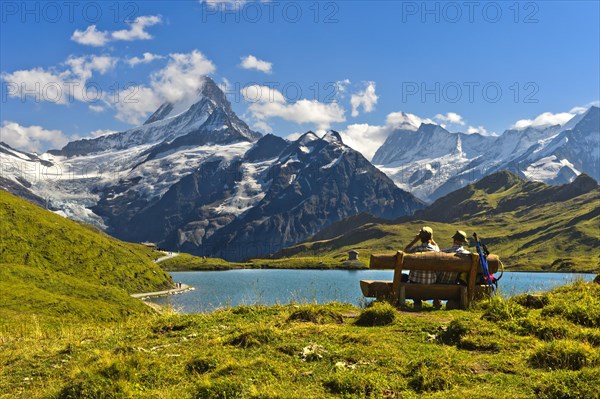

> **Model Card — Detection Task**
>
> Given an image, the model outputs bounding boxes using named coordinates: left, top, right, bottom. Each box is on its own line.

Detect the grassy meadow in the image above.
left=1, top=281, right=599, bottom=398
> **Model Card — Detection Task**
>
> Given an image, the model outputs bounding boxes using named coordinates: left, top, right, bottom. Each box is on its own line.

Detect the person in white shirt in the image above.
left=437, top=230, right=471, bottom=310
left=437, top=230, right=471, bottom=284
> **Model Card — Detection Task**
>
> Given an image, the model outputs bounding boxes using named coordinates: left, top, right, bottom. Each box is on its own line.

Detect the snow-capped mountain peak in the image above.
left=50, top=76, right=259, bottom=157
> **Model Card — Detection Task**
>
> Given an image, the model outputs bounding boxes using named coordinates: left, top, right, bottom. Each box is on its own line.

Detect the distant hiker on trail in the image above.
left=437, top=230, right=471, bottom=284
left=404, top=226, right=440, bottom=310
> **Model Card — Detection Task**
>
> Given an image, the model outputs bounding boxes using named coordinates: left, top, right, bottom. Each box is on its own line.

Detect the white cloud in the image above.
left=512, top=111, right=576, bottom=130
left=88, top=105, right=105, bottom=112
left=240, top=55, right=273, bottom=74
left=350, top=81, right=378, bottom=117
left=339, top=123, right=391, bottom=160
left=87, top=129, right=117, bottom=138
left=241, top=84, right=286, bottom=103
left=0, top=121, right=68, bottom=153
left=242, top=85, right=345, bottom=130
left=112, top=15, right=162, bottom=41
left=252, top=120, right=273, bottom=134
left=70, top=25, right=109, bottom=47
left=112, top=50, right=216, bottom=124
left=339, top=111, right=438, bottom=160
left=467, top=126, right=488, bottom=135
left=2, top=49, right=215, bottom=126
left=71, top=15, right=162, bottom=47
left=434, top=112, right=465, bottom=126
left=511, top=102, right=598, bottom=131
left=569, top=101, right=599, bottom=114
left=334, top=79, right=351, bottom=99
left=112, top=85, right=163, bottom=125
left=385, top=112, right=434, bottom=129
left=150, top=50, right=216, bottom=104
left=569, top=106, right=587, bottom=115
left=127, top=52, right=164, bottom=67
left=1, top=55, right=118, bottom=104
left=285, top=132, right=302, bottom=141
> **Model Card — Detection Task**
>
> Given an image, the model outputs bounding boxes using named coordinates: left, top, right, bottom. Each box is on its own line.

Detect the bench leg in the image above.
left=460, top=286, right=468, bottom=309
left=399, top=286, right=406, bottom=309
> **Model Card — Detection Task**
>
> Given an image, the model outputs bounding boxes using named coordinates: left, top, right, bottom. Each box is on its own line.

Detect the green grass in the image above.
left=0, top=190, right=173, bottom=322
left=1, top=282, right=599, bottom=398
left=0, top=264, right=153, bottom=323
left=159, top=253, right=249, bottom=271
left=0, top=190, right=173, bottom=293
left=160, top=253, right=364, bottom=271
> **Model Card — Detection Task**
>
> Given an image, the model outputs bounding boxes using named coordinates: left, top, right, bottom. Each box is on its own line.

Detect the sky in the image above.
left=1, top=0, right=599, bottom=158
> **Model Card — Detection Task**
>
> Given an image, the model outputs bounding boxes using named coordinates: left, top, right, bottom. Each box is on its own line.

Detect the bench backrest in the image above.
left=370, top=251, right=501, bottom=274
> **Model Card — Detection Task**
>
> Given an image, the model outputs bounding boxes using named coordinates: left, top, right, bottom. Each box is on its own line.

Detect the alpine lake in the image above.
left=147, top=270, right=596, bottom=313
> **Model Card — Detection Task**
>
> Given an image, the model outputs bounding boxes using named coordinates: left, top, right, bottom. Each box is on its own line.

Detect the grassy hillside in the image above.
left=0, top=190, right=173, bottom=321
left=0, top=264, right=153, bottom=323
left=1, top=281, right=598, bottom=398
left=271, top=173, right=600, bottom=272
left=0, top=190, right=173, bottom=293
left=413, top=172, right=598, bottom=223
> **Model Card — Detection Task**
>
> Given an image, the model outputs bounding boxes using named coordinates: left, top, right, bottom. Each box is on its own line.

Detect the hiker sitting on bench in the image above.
left=403, top=226, right=440, bottom=310
left=437, top=230, right=471, bottom=284
left=436, top=230, right=471, bottom=309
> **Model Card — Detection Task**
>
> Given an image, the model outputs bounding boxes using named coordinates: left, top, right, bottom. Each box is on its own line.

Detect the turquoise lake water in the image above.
left=147, top=270, right=595, bottom=313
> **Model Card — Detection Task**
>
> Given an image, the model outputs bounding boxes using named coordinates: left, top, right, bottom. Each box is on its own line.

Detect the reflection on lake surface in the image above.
left=147, top=270, right=595, bottom=314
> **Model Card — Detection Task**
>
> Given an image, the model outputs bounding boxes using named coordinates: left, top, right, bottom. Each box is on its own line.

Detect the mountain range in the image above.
left=0, top=77, right=422, bottom=260
left=1, top=77, right=598, bottom=260
left=373, top=106, right=599, bottom=201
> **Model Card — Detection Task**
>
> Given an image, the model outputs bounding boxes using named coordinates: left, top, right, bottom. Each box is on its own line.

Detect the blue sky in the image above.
left=1, top=1, right=599, bottom=157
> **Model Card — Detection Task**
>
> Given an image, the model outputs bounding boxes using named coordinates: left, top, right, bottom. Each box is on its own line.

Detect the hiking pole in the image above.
left=473, top=233, right=494, bottom=292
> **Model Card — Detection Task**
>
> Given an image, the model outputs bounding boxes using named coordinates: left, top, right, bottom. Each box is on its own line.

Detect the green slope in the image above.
left=272, top=172, right=600, bottom=272
left=1, top=282, right=599, bottom=398
left=0, top=190, right=173, bottom=321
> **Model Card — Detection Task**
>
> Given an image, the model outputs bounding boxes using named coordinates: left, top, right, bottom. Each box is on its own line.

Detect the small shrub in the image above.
left=288, top=306, right=343, bottom=324
left=57, top=373, right=125, bottom=399
left=407, top=360, right=454, bottom=393
left=481, top=296, right=527, bottom=322
left=437, top=319, right=469, bottom=346
left=187, top=358, right=217, bottom=374
left=542, top=303, right=600, bottom=328
left=152, top=316, right=193, bottom=334
left=529, top=340, right=592, bottom=370
left=323, top=373, right=385, bottom=397
left=513, top=293, right=550, bottom=309
left=459, top=335, right=500, bottom=352
left=355, top=302, right=396, bottom=327
left=517, top=318, right=569, bottom=341
left=534, top=369, right=600, bottom=399
left=229, top=327, right=277, bottom=348
left=100, top=361, right=135, bottom=380
left=578, top=330, right=600, bottom=347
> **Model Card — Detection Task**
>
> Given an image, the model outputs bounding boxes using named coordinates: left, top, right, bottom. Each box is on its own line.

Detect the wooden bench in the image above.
left=360, top=251, right=501, bottom=309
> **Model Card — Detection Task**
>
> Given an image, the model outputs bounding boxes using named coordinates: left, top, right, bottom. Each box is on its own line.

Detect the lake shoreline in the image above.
left=131, top=283, right=195, bottom=299
left=162, top=265, right=598, bottom=274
